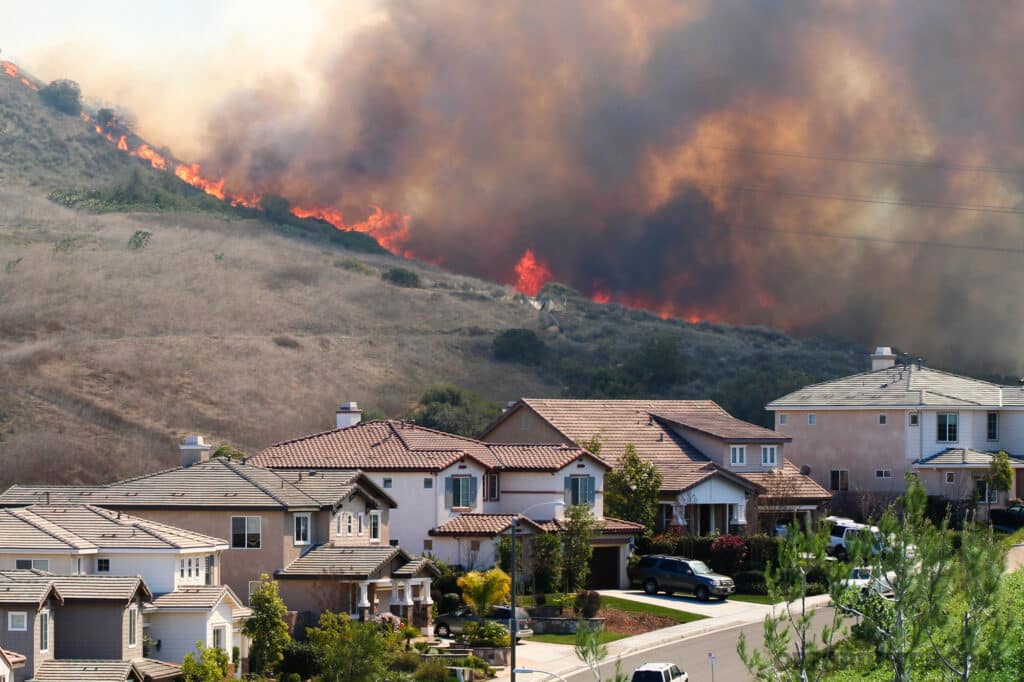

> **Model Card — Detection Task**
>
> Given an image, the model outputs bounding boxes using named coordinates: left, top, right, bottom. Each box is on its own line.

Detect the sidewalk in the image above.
left=493, top=593, right=833, bottom=680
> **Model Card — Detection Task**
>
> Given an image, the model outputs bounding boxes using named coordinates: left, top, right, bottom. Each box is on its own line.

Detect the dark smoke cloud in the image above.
left=201, top=0, right=1024, bottom=372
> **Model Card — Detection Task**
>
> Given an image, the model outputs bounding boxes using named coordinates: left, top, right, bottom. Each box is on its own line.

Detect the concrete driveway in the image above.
left=600, top=588, right=777, bottom=620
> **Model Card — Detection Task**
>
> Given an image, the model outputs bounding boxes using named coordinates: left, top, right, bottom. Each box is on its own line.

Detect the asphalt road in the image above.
left=560, top=607, right=838, bottom=682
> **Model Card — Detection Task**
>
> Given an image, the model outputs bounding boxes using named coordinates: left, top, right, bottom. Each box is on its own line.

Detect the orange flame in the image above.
left=513, top=249, right=553, bottom=297
left=130, top=144, right=167, bottom=170
left=174, top=163, right=226, bottom=200
left=591, top=288, right=611, bottom=304
left=290, top=205, right=412, bottom=255
left=1, top=61, right=17, bottom=78
left=80, top=112, right=92, bottom=123
left=116, top=136, right=128, bottom=151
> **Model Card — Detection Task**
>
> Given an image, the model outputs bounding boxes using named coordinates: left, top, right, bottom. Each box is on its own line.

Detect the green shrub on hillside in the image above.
left=493, top=328, right=547, bottom=365
left=38, top=79, right=81, bottom=115
left=410, top=385, right=501, bottom=437
left=383, top=267, right=422, bottom=288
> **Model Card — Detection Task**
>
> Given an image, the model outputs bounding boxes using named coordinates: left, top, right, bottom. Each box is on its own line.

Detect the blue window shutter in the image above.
left=445, top=477, right=454, bottom=509
left=564, top=477, right=572, bottom=506
left=469, top=477, right=478, bottom=507
left=587, top=476, right=595, bottom=506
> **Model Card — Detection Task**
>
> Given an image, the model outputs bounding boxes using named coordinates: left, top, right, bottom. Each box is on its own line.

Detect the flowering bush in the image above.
left=710, top=534, right=747, bottom=574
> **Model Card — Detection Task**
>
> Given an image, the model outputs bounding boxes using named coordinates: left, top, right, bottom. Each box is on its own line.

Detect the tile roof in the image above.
left=538, top=516, right=645, bottom=535
left=0, top=648, right=25, bottom=669
left=653, top=410, right=789, bottom=442
left=277, top=545, right=407, bottom=579
left=392, top=554, right=439, bottom=578
left=0, top=460, right=395, bottom=511
left=0, top=571, right=150, bottom=604
left=913, top=448, right=1024, bottom=468
left=30, top=660, right=142, bottom=682
left=250, top=420, right=604, bottom=472
left=0, top=571, right=62, bottom=606
left=767, top=364, right=1010, bottom=409
left=738, top=460, right=833, bottom=501
left=429, top=514, right=547, bottom=537
left=130, top=659, right=181, bottom=682
left=146, top=585, right=249, bottom=617
left=0, top=505, right=226, bottom=551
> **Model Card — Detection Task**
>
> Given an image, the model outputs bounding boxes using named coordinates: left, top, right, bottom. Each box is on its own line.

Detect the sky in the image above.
left=0, top=0, right=380, bottom=157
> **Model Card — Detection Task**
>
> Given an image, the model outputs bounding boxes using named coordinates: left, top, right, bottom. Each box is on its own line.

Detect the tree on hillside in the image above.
left=212, top=444, right=246, bottom=460
left=38, top=79, right=81, bottom=115
left=493, top=328, right=548, bottom=365
left=410, top=384, right=502, bottom=437
left=624, top=333, right=686, bottom=391
left=260, top=194, right=293, bottom=224
left=604, top=443, right=662, bottom=537
left=563, top=504, right=601, bottom=592
left=243, top=575, right=290, bottom=676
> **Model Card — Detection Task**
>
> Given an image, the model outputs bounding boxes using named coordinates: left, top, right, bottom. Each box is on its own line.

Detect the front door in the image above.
left=699, top=505, right=712, bottom=536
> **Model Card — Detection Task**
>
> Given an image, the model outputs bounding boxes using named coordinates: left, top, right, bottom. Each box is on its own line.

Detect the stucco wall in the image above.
left=430, top=537, right=498, bottom=571
left=492, top=462, right=605, bottom=519
left=484, top=406, right=567, bottom=444
left=54, top=601, right=128, bottom=659
left=147, top=610, right=209, bottom=664
left=0, top=556, right=77, bottom=575
left=0, top=603, right=48, bottom=682
left=276, top=579, right=357, bottom=615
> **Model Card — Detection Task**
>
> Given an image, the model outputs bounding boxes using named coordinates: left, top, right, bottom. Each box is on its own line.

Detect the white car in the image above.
left=631, top=662, right=688, bottom=682
left=825, top=516, right=883, bottom=560
left=840, top=566, right=895, bottom=598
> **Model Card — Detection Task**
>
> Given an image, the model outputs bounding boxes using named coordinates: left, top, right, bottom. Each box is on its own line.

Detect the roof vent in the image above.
left=870, top=346, right=897, bottom=371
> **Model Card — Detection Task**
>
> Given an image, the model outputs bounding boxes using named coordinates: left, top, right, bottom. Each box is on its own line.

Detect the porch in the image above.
left=656, top=473, right=753, bottom=536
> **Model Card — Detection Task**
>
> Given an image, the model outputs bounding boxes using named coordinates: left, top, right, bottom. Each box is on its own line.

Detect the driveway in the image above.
left=600, top=588, right=776, bottom=620
left=1007, top=542, right=1024, bottom=572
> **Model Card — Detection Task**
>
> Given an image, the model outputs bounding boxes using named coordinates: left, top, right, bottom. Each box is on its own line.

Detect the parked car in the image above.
left=434, top=605, right=533, bottom=639
left=825, top=516, right=883, bottom=560
left=990, top=504, right=1024, bottom=531
left=628, top=555, right=735, bottom=601
left=839, top=566, right=895, bottom=597
left=631, top=662, right=689, bottom=681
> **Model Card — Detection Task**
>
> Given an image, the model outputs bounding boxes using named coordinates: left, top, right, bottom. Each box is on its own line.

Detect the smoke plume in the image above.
left=197, top=1, right=1024, bottom=371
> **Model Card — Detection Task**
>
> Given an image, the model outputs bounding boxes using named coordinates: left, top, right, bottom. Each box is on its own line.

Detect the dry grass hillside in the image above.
left=0, top=72, right=866, bottom=488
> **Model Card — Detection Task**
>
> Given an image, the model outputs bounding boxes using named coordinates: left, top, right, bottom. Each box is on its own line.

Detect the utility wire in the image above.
left=700, top=145, right=1024, bottom=175
left=740, top=225, right=1024, bottom=254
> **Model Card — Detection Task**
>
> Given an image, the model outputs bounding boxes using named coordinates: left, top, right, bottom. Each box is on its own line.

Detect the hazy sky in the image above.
left=0, top=0, right=380, bottom=157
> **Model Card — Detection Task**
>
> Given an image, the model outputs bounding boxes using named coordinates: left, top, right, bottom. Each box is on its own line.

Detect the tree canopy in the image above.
left=243, top=575, right=290, bottom=675
left=604, top=443, right=662, bottom=537
left=410, top=384, right=502, bottom=437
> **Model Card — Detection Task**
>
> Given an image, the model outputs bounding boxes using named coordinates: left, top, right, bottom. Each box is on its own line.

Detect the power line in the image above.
left=700, top=145, right=1024, bottom=176
left=742, top=225, right=1024, bottom=254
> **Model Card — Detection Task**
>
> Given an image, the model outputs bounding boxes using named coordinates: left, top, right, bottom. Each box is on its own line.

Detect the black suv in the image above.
left=628, top=555, right=735, bottom=601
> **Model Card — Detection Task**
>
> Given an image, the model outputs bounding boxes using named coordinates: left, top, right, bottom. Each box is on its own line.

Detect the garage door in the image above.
left=586, top=547, right=620, bottom=589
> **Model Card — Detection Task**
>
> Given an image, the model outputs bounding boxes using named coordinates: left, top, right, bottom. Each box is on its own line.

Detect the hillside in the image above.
left=0, top=70, right=866, bottom=489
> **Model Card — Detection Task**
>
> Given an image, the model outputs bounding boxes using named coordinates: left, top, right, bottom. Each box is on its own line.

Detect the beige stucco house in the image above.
left=481, top=398, right=830, bottom=534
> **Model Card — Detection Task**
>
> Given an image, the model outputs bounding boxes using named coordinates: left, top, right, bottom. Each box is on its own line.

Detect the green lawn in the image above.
left=728, top=593, right=777, bottom=604
left=599, top=595, right=707, bottom=624
left=530, top=631, right=630, bottom=645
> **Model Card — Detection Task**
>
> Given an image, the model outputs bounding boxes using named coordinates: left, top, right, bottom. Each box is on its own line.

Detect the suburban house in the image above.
left=767, top=347, right=1024, bottom=515
left=0, top=571, right=179, bottom=682
left=0, top=504, right=247, bottom=668
left=480, top=398, right=831, bottom=534
left=0, top=645, right=25, bottom=682
left=0, top=445, right=437, bottom=631
left=248, top=406, right=643, bottom=588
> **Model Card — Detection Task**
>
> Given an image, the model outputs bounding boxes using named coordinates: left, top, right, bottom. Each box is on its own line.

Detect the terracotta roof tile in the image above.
left=739, top=460, right=832, bottom=501
left=538, top=516, right=645, bottom=535
left=429, top=514, right=547, bottom=537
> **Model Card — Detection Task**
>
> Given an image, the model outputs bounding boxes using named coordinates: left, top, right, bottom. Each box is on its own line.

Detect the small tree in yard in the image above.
left=563, top=504, right=601, bottom=593
left=985, top=450, right=1013, bottom=517
left=531, top=532, right=564, bottom=595
left=457, top=568, right=510, bottom=617
left=575, top=624, right=627, bottom=682
left=243, top=574, right=290, bottom=676
left=604, top=443, right=662, bottom=537
left=306, top=611, right=400, bottom=682
left=181, top=641, right=230, bottom=682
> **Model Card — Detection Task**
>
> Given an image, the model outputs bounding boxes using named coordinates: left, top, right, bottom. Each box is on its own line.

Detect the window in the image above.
left=76, top=558, right=83, bottom=575
left=946, top=472, right=956, bottom=484
left=446, top=476, right=475, bottom=509
left=248, top=581, right=263, bottom=604
left=423, top=539, right=433, bottom=552
left=15, top=559, right=49, bottom=571
left=357, top=513, right=364, bottom=535
left=909, top=413, right=920, bottom=427
left=128, top=606, right=138, bottom=647
left=369, top=511, right=382, bottom=543
left=830, top=470, right=849, bottom=491
left=484, top=473, right=499, bottom=501
left=7, top=612, right=26, bottom=631
left=187, top=558, right=193, bottom=577
left=875, top=470, right=893, bottom=479
left=987, top=412, right=999, bottom=441
left=567, top=475, right=595, bottom=507
left=346, top=513, right=354, bottom=536
left=294, top=513, right=311, bottom=545
left=937, top=413, right=959, bottom=442
left=383, top=477, right=393, bottom=489
left=761, top=446, right=777, bottom=466
left=212, top=626, right=225, bottom=651
left=39, top=611, right=48, bottom=652
left=97, top=558, right=110, bottom=573
left=519, top=413, right=530, bottom=431
left=730, top=446, right=746, bottom=465
left=470, top=540, right=481, bottom=551
left=975, top=478, right=999, bottom=504
left=778, top=414, right=788, bottom=426
left=231, top=516, right=262, bottom=549
left=179, top=559, right=185, bottom=579
left=878, top=414, right=887, bottom=425
left=206, top=555, right=215, bottom=586
left=423, top=477, right=433, bottom=489
left=808, top=414, right=817, bottom=426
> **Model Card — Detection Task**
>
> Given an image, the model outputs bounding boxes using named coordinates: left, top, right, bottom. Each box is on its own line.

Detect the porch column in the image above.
left=357, top=581, right=370, bottom=622
left=420, top=578, right=434, bottom=605
left=401, top=580, right=415, bottom=623
left=414, top=578, right=434, bottom=635
left=708, top=505, right=716, bottom=534
left=389, top=581, right=403, bottom=617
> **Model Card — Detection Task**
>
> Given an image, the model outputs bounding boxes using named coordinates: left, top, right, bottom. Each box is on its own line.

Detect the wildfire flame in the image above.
left=588, top=289, right=714, bottom=324
left=513, top=249, right=553, bottom=297
left=289, top=205, right=412, bottom=256
left=130, top=144, right=167, bottom=170
left=174, top=163, right=226, bottom=200
left=1, top=60, right=37, bottom=91
left=116, top=136, right=128, bottom=151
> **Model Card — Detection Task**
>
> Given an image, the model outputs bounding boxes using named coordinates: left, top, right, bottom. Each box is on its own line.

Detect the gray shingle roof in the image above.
left=914, top=448, right=1024, bottom=468
left=0, top=459, right=395, bottom=512
left=0, top=571, right=61, bottom=606
left=0, top=571, right=150, bottom=604
left=30, top=660, right=143, bottom=682
left=277, top=545, right=405, bottom=579
left=391, top=555, right=439, bottom=578
left=146, top=585, right=249, bottom=617
left=767, top=365, right=1010, bottom=409
left=130, top=659, right=181, bottom=682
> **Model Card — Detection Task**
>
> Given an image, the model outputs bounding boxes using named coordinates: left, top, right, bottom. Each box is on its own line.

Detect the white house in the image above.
left=767, top=347, right=1024, bottom=514
left=249, top=406, right=642, bottom=588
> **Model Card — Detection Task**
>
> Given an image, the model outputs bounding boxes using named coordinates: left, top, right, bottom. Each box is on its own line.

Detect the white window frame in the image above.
left=484, top=473, right=499, bottom=501
left=7, top=612, right=27, bottom=632
left=909, top=413, right=919, bottom=427
left=987, top=412, right=999, bottom=441
left=38, top=610, right=48, bottom=652
left=369, top=511, right=382, bottom=543
left=247, top=580, right=263, bottom=604
left=451, top=476, right=472, bottom=509
left=293, top=513, right=311, bottom=546
left=975, top=477, right=999, bottom=504
left=231, top=516, right=262, bottom=549
left=937, top=413, right=959, bottom=443
left=878, top=414, right=887, bottom=426
left=346, top=512, right=354, bottom=536
left=97, top=558, right=110, bottom=573
left=778, top=414, right=788, bottom=426
left=357, top=512, right=365, bottom=535
left=212, top=625, right=225, bottom=651
left=128, top=605, right=138, bottom=647
left=761, top=445, right=777, bottom=466
left=15, top=559, right=49, bottom=571
left=945, top=472, right=956, bottom=484
left=179, top=559, right=185, bottom=579
left=808, top=414, right=817, bottom=426
left=730, top=445, right=747, bottom=466
left=875, top=469, right=893, bottom=479
left=76, top=557, right=83, bottom=575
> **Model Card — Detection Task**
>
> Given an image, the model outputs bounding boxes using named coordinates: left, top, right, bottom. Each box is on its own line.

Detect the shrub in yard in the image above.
left=458, top=621, right=510, bottom=648
left=733, top=570, right=768, bottom=595
left=278, top=640, right=317, bottom=679
left=710, top=534, right=748, bottom=574
left=383, top=267, right=421, bottom=288
left=648, top=530, right=680, bottom=555
left=672, top=535, right=715, bottom=562
left=437, top=592, right=461, bottom=614
left=744, top=534, right=781, bottom=570
left=413, top=659, right=452, bottom=682
left=452, top=655, right=495, bottom=677
left=391, top=650, right=422, bottom=672
left=280, top=674, right=301, bottom=682
left=574, top=590, right=602, bottom=619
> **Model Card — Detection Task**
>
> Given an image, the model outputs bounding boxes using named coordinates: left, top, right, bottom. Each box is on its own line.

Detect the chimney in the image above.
left=870, top=346, right=897, bottom=371
left=179, top=435, right=211, bottom=468
left=336, top=402, right=362, bottom=429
